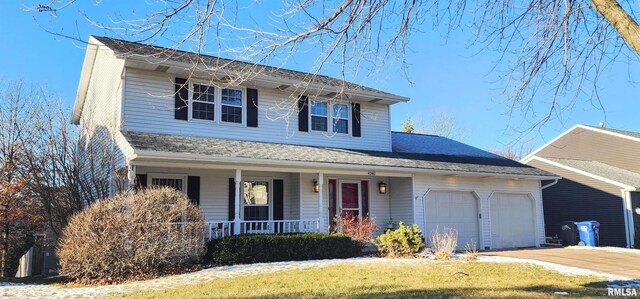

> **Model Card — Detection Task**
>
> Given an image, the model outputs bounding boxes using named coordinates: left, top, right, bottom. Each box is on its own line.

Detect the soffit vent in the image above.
left=154, top=65, right=170, bottom=72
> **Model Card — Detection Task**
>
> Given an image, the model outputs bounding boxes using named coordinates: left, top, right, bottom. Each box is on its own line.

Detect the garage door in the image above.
left=490, top=193, right=536, bottom=248
left=424, top=191, right=479, bottom=249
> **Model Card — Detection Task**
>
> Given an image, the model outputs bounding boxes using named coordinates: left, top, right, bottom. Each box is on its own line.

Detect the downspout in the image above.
left=541, top=178, right=560, bottom=190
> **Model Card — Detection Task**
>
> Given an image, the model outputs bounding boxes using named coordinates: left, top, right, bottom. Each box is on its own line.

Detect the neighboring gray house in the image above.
left=72, top=36, right=555, bottom=249
left=522, top=124, right=640, bottom=247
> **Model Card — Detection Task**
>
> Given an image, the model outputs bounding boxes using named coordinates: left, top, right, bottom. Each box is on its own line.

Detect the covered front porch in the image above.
left=130, top=161, right=414, bottom=241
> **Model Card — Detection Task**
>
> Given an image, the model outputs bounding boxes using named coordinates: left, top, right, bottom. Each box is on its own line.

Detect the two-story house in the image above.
left=72, top=36, right=555, bottom=250
left=522, top=124, right=640, bottom=247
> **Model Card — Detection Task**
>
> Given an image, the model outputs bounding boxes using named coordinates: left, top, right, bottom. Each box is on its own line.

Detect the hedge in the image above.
left=205, top=233, right=360, bottom=265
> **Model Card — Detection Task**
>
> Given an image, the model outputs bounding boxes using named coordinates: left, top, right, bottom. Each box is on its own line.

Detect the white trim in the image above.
left=318, top=173, right=325, bottom=232
left=521, top=124, right=640, bottom=163
left=72, top=37, right=102, bottom=124
left=133, top=150, right=557, bottom=180
left=411, top=174, right=417, bottom=225
left=530, top=156, right=637, bottom=190
left=622, top=190, right=632, bottom=248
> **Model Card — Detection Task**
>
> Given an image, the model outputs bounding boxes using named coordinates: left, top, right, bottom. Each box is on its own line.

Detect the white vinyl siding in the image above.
left=413, top=174, right=545, bottom=249
left=298, top=173, right=391, bottom=235
left=77, top=47, right=127, bottom=198
left=389, top=177, right=414, bottom=226
left=122, top=68, right=391, bottom=151
left=136, top=167, right=294, bottom=222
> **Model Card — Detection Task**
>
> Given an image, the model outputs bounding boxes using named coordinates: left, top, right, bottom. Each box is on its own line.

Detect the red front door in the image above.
left=341, top=182, right=360, bottom=218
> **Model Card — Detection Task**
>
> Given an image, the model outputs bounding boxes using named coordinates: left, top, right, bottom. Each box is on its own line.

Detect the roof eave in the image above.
left=121, top=55, right=410, bottom=104
left=530, top=156, right=639, bottom=190
left=71, top=36, right=102, bottom=124
left=132, top=149, right=557, bottom=180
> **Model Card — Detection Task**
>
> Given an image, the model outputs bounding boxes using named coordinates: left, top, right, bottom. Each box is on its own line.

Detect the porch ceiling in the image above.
left=124, top=131, right=555, bottom=179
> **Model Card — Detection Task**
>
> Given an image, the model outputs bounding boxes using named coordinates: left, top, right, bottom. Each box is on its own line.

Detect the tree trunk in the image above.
left=591, top=0, right=640, bottom=56
left=1, top=229, right=7, bottom=277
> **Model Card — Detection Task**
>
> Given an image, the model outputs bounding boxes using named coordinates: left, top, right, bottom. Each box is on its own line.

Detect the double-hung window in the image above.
left=242, top=180, right=270, bottom=221
left=221, top=88, right=243, bottom=124
left=192, top=84, right=215, bottom=121
left=310, top=100, right=328, bottom=132
left=332, top=103, right=349, bottom=134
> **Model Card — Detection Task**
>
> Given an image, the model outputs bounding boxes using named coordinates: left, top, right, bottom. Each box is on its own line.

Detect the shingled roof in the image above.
left=123, top=131, right=553, bottom=178
left=92, top=36, right=404, bottom=100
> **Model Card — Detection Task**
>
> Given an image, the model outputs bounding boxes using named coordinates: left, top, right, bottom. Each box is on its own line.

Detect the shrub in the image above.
left=338, top=215, right=377, bottom=248
left=462, top=241, right=479, bottom=261
left=375, top=222, right=424, bottom=257
left=430, top=227, right=458, bottom=260
left=205, top=233, right=359, bottom=265
left=57, top=187, right=205, bottom=283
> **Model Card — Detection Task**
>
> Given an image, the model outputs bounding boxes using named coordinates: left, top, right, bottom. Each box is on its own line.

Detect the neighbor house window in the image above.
left=310, top=100, right=328, bottom=132
left=332, top=103, right=349, bottom=134
left=221, top=88, right=243, bottom=124
left=192, top=84, right=215, bottom=121
left=243, top=181, right=270, bottom=221
left=151, top=177, right=184, bottom=191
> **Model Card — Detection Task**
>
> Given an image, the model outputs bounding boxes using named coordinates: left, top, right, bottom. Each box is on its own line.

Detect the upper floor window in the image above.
left=221, top=88, right=243, bottom=124
left=332, top=103, right=349, bottom=134
left=188, top=83, right=245, bottom=125
left=310, top=100, right=328, bottom=132
left=192, top=84, right=215, bottom=121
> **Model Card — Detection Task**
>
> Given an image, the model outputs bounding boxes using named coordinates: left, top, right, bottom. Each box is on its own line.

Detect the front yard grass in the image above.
left=121, top=261, right=610, bottom=298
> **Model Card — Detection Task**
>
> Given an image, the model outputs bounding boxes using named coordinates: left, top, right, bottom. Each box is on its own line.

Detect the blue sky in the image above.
left=1, top=1, right=638, bottom=152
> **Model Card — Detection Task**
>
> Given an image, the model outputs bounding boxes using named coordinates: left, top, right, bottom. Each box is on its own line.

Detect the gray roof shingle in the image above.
left=123, top=131, right=553, bottom=177
left=545, top=158, right=640, bottom=187
left=93, top=36, right=402, bottom=100
left=587, top=126, right=640, bottom=140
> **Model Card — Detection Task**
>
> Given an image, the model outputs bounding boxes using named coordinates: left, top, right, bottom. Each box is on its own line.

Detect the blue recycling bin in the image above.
left=576, top=221, right=600, bottom=247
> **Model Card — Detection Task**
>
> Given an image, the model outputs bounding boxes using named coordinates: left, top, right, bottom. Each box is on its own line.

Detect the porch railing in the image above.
left=206, top=219, right=319, bottom=240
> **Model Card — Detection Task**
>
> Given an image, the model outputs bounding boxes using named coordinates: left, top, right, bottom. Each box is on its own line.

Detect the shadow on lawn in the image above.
left=0, top=275, right=68, bottom=285
left=225, top=283, right=611, bottom=299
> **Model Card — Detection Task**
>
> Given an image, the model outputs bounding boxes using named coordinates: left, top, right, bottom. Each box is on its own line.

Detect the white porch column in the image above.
left=234, top=169, right=242, bottom=235
left=318, top=173, right=324, bottom=233
left=127, top=164, right=137, bottom=191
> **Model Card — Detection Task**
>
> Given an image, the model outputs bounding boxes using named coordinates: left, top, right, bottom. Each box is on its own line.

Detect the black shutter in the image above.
left=187, top=176, right=200, bottom=205
left=273, top=179, right=284, bottom=221
left=135, top=174, right=147, bottom=190
left=298, top=96, right=309, bottom=132
left=175, top=78, right=189, bottom=120
left=352, top=103, right=361, bottom=137
left=247, top=88, right=259, bottom=127
left=228, top=178, right=235, bottom=221
left=361, top=180, right=369, bottom=217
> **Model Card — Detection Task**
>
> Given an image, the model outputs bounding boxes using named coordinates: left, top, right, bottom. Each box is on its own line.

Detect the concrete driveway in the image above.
left=481, top=247, right=640, bottom=279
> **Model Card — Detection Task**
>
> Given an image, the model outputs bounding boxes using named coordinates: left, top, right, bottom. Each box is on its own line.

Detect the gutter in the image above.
left=541, top=178, right=560, bottom=189
left=132, top=149, right=559, bottom=180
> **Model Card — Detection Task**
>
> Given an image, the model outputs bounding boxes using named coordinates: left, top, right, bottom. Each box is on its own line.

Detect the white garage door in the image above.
left=424, top=191, right=479, bottom=249
left=490, top=193, right=536, bottom=248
